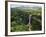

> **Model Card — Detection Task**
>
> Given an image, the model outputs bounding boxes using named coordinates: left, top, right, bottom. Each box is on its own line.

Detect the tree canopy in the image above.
left=11, top=7, right=42, bottom=32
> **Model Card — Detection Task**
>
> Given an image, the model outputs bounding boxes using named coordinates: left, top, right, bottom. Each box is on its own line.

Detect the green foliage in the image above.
left=11, top=7, right=42, bottom=32
left=11, top=25, right=29, bottom=32
left=31, top=16, right=41, bottom=31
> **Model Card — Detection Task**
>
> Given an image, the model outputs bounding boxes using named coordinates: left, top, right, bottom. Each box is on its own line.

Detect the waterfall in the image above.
left=28, top=15, right=32, bottom=31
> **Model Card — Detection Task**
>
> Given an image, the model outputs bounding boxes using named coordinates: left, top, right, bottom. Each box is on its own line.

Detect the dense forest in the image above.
left=11, top=6, right=42, bottom=32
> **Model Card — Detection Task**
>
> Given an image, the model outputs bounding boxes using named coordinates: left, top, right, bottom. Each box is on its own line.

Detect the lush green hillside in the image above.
left=11, top=6, right=42, bottom=32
